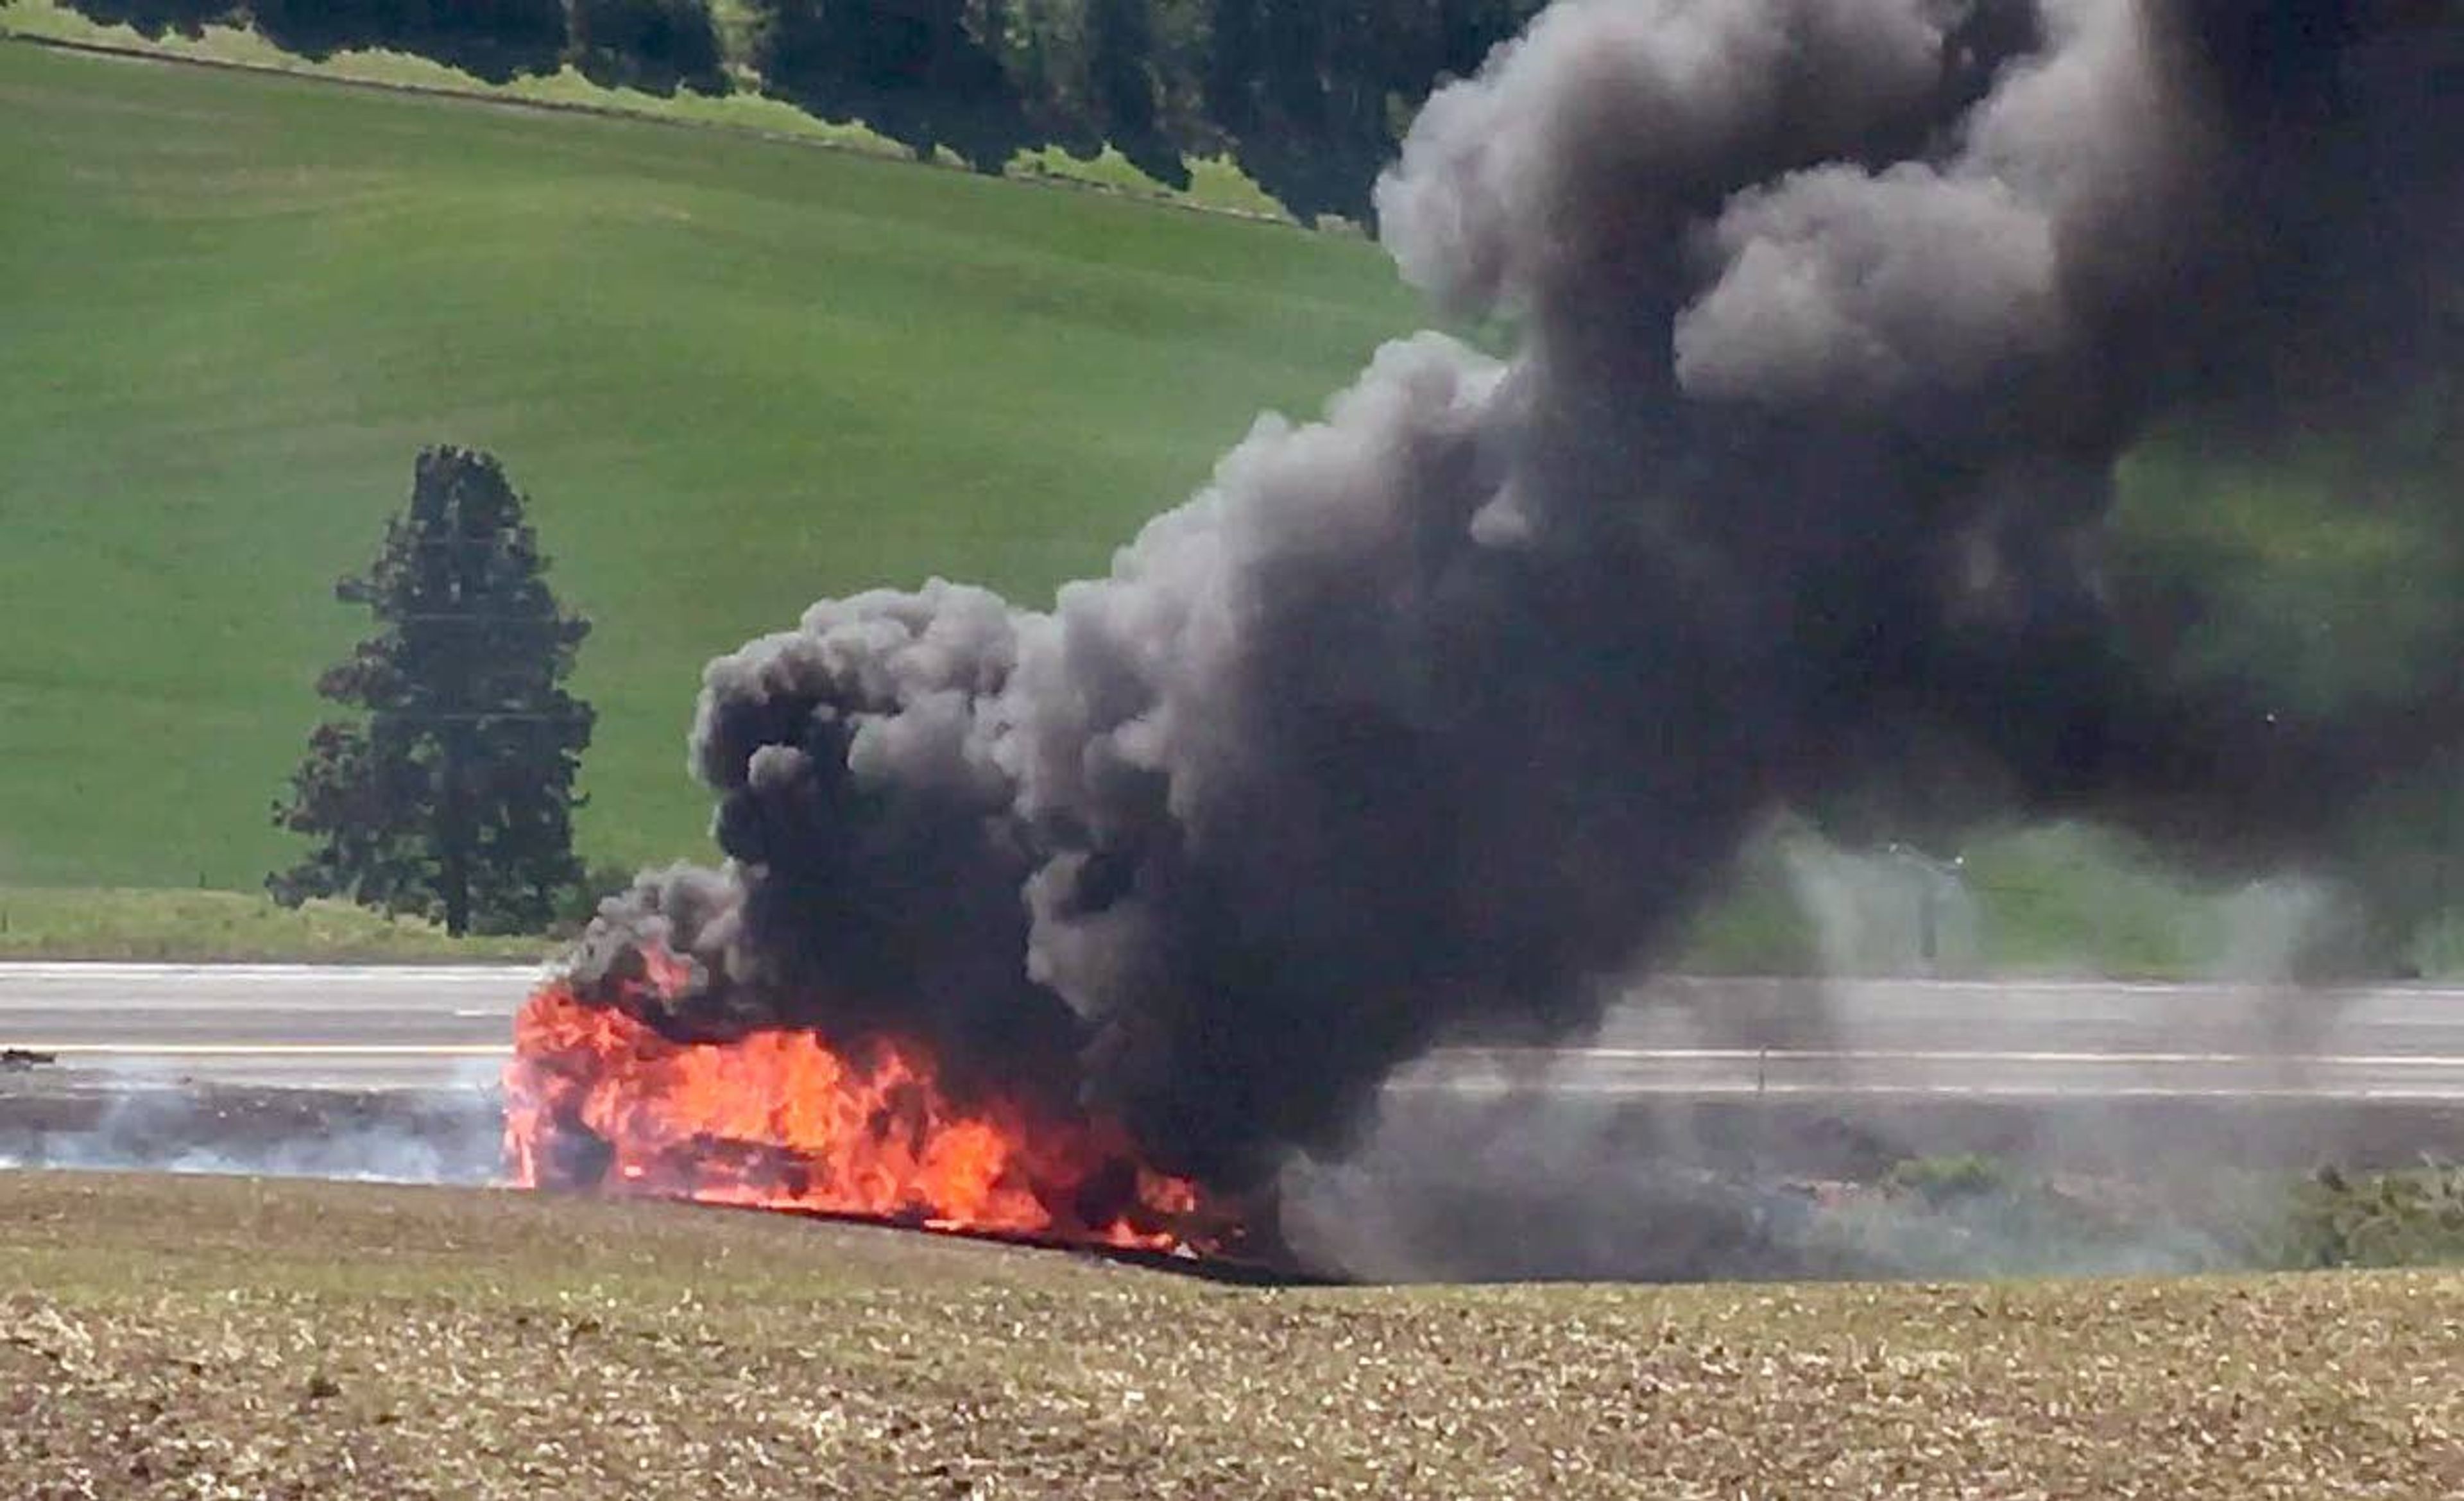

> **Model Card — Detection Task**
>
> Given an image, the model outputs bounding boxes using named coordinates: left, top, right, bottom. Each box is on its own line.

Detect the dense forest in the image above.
left=44, top=0, right=1550, bottom=219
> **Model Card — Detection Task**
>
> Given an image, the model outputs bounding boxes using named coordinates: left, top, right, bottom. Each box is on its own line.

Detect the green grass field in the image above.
left=4, top=1174, right=2460, bottom=1497
left=2, top=37, right=2445, bottom=974
left=0, top=885, right=550, bottom=961
left=0, top=40, right=1419, bottom=892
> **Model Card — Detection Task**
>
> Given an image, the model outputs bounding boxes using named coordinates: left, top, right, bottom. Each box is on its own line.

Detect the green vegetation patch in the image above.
left=0, top=40, right=1417, bottom=891
left=3, top=1173, right=2461, bottom=1497
left=1803, top=1154, right=2464, bottom=1283
left=0, top=887, right=547, bottom=961
left=2284, top=1161, right=2464, bottom=1270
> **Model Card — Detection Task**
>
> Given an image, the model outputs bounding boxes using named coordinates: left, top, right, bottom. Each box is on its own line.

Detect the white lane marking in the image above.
left=1392, top=1081, right=2464, bottom=1101
left=0, top=1003, right=521, bottom=1015
left=4, top=963, right=2463, bottom=997
left=20, top=1044, right=511, bottom=1058
left=0, top=961, right=546, bottom=973
left=20, top=1043, right=2463, bottom=1068
left=1436, top=1047, right=2464, bottom=1067
left=1652, top=976, right=2464, bottom=999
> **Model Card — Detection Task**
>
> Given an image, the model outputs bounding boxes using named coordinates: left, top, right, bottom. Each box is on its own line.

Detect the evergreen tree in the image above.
left=750, top=0, right=1029, bottom=171
left=270, top=447, right=595, bottom=936
left=570, top=0, right=730, bottom=95
left=1088, top=0, right=1187, bottom=186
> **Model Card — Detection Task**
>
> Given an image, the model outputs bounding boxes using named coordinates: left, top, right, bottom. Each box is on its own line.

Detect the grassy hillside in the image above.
left=0, top=40, right=1419, bottom=891
left=3, top=38, right=2445, bottom=977
left=5, top=1174, right=2461, bottom=1498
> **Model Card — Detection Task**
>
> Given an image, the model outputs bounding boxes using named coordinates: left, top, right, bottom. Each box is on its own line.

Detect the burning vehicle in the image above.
left=507, top=948, right=1243, bottom=1259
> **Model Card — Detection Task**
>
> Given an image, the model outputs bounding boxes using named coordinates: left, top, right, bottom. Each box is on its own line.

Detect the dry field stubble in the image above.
left=3, top=1172, right=2461, bottom=1498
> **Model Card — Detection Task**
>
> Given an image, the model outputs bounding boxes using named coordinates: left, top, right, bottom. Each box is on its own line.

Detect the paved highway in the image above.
left=8, top=963, right=2464, bottom=1099
left=0, top=963, right=536, bottom=1090
left=1404, top=975, right=2464, bottom=1100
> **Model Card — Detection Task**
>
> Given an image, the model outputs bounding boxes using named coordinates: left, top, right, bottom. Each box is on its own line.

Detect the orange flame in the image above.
left=502, top=957, right=1219, bottom=1255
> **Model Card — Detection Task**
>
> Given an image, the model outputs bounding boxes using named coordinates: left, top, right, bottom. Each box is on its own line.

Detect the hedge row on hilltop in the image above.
left=43, top=0, right=1552, bottom=221
left=53, top=0, right=726, bottom=92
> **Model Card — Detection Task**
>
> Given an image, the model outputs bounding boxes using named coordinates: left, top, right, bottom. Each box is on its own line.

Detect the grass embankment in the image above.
left=2, top=1174, right=2458, bottom=1498
left=0, top=888, right=545, bottom=963
left=0, top=40, right=1417, bottom=892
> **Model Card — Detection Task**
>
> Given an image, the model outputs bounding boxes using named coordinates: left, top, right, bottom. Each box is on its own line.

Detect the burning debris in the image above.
left=510, top=1, right=2461, bottom=1262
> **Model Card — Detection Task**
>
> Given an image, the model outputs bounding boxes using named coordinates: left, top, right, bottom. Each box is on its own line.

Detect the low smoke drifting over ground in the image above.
left=570, top=0, right=2462, bottom=1229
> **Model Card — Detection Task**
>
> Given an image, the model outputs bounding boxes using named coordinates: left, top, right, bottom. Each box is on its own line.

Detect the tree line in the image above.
left=53, top=0, right=1550, bottom=221
left=58, top=0, right=730, bottom=94
left=746, top=0, right=1548, bottom=221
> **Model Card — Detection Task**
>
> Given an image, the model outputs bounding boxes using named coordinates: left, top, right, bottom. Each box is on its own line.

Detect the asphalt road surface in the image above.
left=8, top=963, right=2464, bottom=1100
left=0, top=963, right=535, bottom=1091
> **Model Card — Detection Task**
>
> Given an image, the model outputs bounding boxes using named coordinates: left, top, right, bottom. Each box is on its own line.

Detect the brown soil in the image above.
left=4, top=1172, right=2460, bottom=1498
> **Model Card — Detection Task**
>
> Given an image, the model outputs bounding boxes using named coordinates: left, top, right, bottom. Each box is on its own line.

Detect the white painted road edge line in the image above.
left=1392, top=1081, right=2464, bottom=1101
left=1431, top=1047, right=2464, bottom=1067
left=21, top=1043, right=2464, bottom=1070
left=4, top=962, right=2464, bottom=997
left=19, top=1044, right=513, bottom=1058
left=0, top=963, right=552, bottom=981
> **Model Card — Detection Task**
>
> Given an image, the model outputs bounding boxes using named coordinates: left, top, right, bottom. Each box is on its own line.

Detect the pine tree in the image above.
left=270, top=447, right=595, bottom=936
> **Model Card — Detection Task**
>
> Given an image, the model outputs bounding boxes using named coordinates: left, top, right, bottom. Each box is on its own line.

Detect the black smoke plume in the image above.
left=576, top=0, right=2463, bottom=1190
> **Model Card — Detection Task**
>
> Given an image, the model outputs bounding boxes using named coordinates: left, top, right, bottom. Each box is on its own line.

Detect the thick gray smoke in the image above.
left=579, top=1, right=2463, bottom=1190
